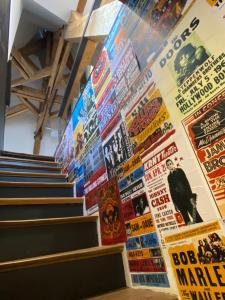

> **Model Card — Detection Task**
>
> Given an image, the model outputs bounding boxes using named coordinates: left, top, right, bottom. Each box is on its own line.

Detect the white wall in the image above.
left=8, top=0, right=23, bottom=60
left=4, top=111, right=59, bottom=156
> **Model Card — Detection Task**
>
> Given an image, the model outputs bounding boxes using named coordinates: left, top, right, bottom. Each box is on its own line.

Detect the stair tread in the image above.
left=87, top=288, right=178, bottom=300
left=0, top=171, right=66, bottom=178
left=0, top=197, right=83, bottom=205
left=0, top=215, right=97, bottom=228
left=0, top=156, right=57, bottom=165
left=0, top=181, right=73, bottom=187
left=0, top=150, right=55, bottom=162
left=0, top=244, right=124, bottom=271
left=0, top=163, right=60, bottom=170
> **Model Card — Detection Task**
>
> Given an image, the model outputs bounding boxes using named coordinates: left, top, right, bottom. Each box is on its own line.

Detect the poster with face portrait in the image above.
left=96, top=177, right=127, bottom=245
left=152, top=1, right=225, bottom=123
left=141, top=131, right=218, bottom=244
left=183, top=88, right=225, bottom=218
left=102, top=121, right=133, bottom=179
left=164, top=220, right=225, bottom=300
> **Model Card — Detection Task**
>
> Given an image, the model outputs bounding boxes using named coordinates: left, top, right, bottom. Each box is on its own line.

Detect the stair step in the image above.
left=0, top=156, right=57, bottom=167
left=0, top=171, right=67, bottom=182
left=0, top=245, right=126, bottom=300
left=0, top=182, right=73, bottom=198
left=0, top=197, right=83, bottom=220
left=0, top=216, right=98, bottom=261
left=0, top=150, right=55, bottom=162
left=0, top=163, right=61, bottom=174
left=87, top=288, right=178, bottom=300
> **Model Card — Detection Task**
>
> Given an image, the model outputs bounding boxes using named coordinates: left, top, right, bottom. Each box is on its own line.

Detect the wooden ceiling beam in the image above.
left=17, top=96, right=39, bottom=116
left=11, top=48, right=37, bottom=77
left=11, top=86, right=63, bottom=104
left=6, top=104, right=29, bottom=119
left=11, top=58, right=29, bottom=79
left=11, top=66, right=52, bottom=87
left=19, top=39, right=46, bottom=56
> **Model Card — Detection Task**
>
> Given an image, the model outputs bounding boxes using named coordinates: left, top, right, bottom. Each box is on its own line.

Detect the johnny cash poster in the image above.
left=152, top=1, right=225, bottom=122
left=183, top=88, right=225, bottom=218
left=164, top=221, right=225, bottom=300
left=102, top=121, right=133, bottom=179
left=141, top=132, right=218, bottom=243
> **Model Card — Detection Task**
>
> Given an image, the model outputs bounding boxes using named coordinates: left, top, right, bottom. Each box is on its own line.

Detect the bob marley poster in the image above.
left=152, top=1, right=225, bottom=122
left=96, top=177, right=127, bottom=245
left=165, top=221, right=225, bottom=300
left=183, top=88, right=225, bottom=218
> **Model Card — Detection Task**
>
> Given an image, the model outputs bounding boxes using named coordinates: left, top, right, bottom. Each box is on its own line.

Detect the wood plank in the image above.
left=20, top=39, right=46, bottom=56
left=0, top=197, right=83, bottom=205
left=11, top=58, right=29, bottom=79
left=0, top=171, right=66, bottom=178
left=6, top=104, right=29, bottom=119
left=0, top=163, right=60, bottom=171
left=0, top=182, right=73, bottom=188
left=47, top=29, right=65, bottom=95
left=11, top=48, right=36, bottom=77
left=0, top=245, right=124, bottom=272
left=0, top=155, right=57, bottom=165
left=11, top=86, right=63, bottom=104
left=0, top=150, right=55, bottom=162
left=88, top=288, right=178, bottom=300
left=0, top=215, right=97, bottom=228
left=17, top=96, right=39, bottom=116
left=11, top=66, right=52, bottom=87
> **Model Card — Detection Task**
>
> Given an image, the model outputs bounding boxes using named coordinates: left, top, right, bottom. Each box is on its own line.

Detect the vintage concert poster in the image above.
left=96, top=177, right=127, bottom=245
left=183, top=88, right=225, bottom=217
left=164, top=221, right=225, bottom=300
left=141, top=132, right=218, bottom=243
left=152, top=1, right=225, bottom=122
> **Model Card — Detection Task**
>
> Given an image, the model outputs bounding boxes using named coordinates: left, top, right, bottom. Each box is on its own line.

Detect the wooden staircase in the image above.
left=0, top=151, right=127, bottom=300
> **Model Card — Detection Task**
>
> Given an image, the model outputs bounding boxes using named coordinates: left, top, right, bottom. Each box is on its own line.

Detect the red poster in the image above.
left=97, top=177, right=127, bottom=245
left=184, top=88, right=225, bottom=217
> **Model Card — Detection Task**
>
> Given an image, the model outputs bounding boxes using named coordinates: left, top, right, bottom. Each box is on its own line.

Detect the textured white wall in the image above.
left=8, top=0, right=23, bottom=60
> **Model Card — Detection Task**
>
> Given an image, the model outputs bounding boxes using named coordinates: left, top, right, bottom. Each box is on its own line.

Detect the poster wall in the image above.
left=55, top=0, right=225, bottom=293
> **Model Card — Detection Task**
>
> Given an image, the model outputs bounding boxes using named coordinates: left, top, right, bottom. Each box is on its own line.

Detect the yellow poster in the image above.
left=126, top=213, right=155, bottom=237
left=125, top=83, right=171, bottom=154
left=152, top=1, right=225, bottom=123
left=127, top=249, right=151, bottom=260
left=165, top=221, right=225, bottom=299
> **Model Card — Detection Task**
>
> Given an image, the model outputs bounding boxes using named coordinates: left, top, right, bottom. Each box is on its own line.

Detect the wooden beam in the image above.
left=59, top=74, right=70, bottom=88
left=17, top=96, right=39, bottom=116
left=11, top=66, right=52, bottom=87
left=20, top=39, right=46, bottom=56
left=65, top=1, right=122, bottom=42
left=11, top=86, right=63, bottom=104
left=11, top=48, right=36, bottom=77
left=77, top=0, right=87, bottom=13
left=47, top=30, right=65, bottom=95
left=33, top=132, right=42, bottom=155
left=6, top=104, right=29, bottom=119
left=11, top=58, right=29, bottom=79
